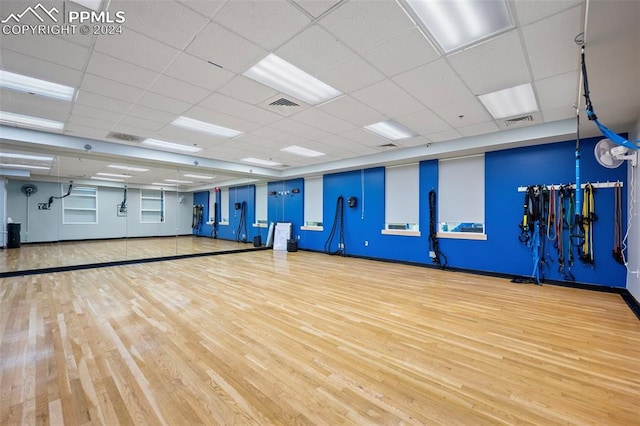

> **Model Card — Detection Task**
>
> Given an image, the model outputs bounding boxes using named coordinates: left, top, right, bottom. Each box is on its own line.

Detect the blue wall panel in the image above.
left=267, top=178, right=304, bottom=241
left=217, top=185, right=256, bottom=242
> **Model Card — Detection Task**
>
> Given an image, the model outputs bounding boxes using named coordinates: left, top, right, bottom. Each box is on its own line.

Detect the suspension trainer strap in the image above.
left=565, top=187, right=576, bottom=281
left=556, top=186, right=565, bottom=276
left=324, top=196, right=345, bottom=256
left=579, top=183, right=596, bottom=265
left=547, top=186, right=556, bottom=241
left=613, top=182, right=625, bottom=264
left=428, top=189, right=447, bottom=268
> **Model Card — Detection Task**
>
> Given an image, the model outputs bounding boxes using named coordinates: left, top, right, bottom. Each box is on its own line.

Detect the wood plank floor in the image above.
left=1, top=250, right=639, bottom=425
left=0, top=236, right=254, bottom=273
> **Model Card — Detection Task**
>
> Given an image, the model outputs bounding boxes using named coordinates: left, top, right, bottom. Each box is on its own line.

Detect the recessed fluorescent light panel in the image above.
left=403, top=0, right=513, bottom=53
left=108, top=164, right=149, bottom=172
left=182, top=173, right=214, bottom=180
left=243, top=54, right=342, bottom=105
left=171, top=116, right=243, bottom=138
left=142, top=138, right=202, bottom=153
left=477, top=83, right=538, bottom=119
left=0, top=152, right=54, bottom=161
left=0, top=111, right=64, bottom=131
left=280, top=145, right=325, bottom=158
left=152, top=182, right=176, bottom=186
left=0, top=163, right=51, bottom=170
left=241, top=157, right=281, bottom=167
left=91, top=176, right=124, bottom=182
left=96, top=172, right=131, bottom=178
left=0, top=70, right=75, bottom=101
left=364, top=120, right=417, bottom=141
left=164, top=179, right=193, bottom=184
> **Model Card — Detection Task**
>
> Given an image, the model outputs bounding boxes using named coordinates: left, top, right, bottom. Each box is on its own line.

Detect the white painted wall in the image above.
left=626, top=120, right=640, bottom=302
left=0, top=178, right=6, bottom=247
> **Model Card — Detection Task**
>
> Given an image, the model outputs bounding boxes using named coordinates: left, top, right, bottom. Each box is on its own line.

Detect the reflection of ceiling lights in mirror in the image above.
left=0, top=70, right=75, bottom=101
left=152, top=182, right=177, bottom=186
left=183, top=173, right=214, bottom=180
left=280, top=145, right=325, bottom=157
left=0, top=163, right=51, bottom=170
left=364, top=120, right=417, bottom=140
left=108, top=164, right=149, bottom=172
left=0, top=111, right=64, bottom=131
left=142, top=138, right=202, bottom=153
left=171, top=116, right=243, bottom=138
left=164, top=179, right=193, bottom=184
left=96, top=172, right=131, bottom=178
left=0, top=152, right=54, bottom=161
left=91, top=176, right=124, bottom=182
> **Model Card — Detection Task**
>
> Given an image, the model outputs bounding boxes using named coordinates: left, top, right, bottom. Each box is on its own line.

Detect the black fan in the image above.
left=20, top=183, right=38, bottom=197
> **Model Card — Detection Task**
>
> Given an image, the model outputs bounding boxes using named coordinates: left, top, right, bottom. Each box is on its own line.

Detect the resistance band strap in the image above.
left=428, top=189, right=447, bottom=268
left=613, top=183, right=625, bottom=264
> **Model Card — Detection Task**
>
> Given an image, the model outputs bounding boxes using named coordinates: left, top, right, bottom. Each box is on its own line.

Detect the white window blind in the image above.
left=438, top=155, right=485, bottom=233
left=255, top=183, right=267, bottom=224
left=385, top=163, right=419, bottom=231
left=220, top=187, right=229, bottom=222
left=304, top=176, right=323, bottom=226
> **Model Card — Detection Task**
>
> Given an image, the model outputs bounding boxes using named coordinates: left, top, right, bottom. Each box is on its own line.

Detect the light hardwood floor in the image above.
left=0, top=236, right=254, bottom=273
left=1, top=250, right=639, bottom=425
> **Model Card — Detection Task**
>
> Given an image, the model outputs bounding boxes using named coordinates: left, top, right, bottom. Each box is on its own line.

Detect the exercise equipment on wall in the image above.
left=192, top=204, right=204, bottom=233
left=119, top=186, right=127, bottom=215
left=235, top=201, right=247, bottom=242
left=324, top=195, right=345, bottom=256
left=428, top=189, right=447, bottom=268
left=613, top=182, right=624, bottom=264
left=557, top=185, right=576, bottom=281
left=47, top=181, right=73, bottom=209
left=518, top=185, right=549, bottom=284
left=212, top=202, right=218, bottom=239
left=578, top=183, right=597, bottom=265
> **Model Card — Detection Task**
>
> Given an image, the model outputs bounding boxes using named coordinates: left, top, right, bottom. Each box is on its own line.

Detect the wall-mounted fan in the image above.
left=20, top=183, right=38, bottom=197
left=594, top=138, right=638, bottom=168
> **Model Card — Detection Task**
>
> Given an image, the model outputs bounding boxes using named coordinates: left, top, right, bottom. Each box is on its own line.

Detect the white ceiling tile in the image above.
left=164, top=53, right=235, bottom=92
left=198, top=93, right=253, bottom=116
left=234, top=105, right=284, bottom=126
left=291, top=108, right=356, bottom=134
left=0, top=49, right=82, bottom=87
left=85, top=52, right=159, bottom=90
left=0, top=89, right=72, bottom=122
left=270, top=118, right=331, bottom=140
left=427, top=129, right=463, bottom=143
left=218, top=76, right=278, bottom=104
left=94, top=28, right=180, bottom=72
left=458, top=122, right=500, bottom=138
left=126, top=105, right=177, bottom=124
left=111, top=0, right=209, bottom=49
left=513, top=0, right=582, bottom=26
left=363, top=28, right=440, bottom=77
left=522, top=6, right=583, bottom=80
left=1, top=33, right=90, bottom=70
left=186, top=21, right=267, bottom=73
left=80, top=74, right=145, bottom=103
left=318, top=56, right=385, bottom=93
left=448, top=31, right=531, bottom=95
left=541, top=106, right=577, bottom=124
left=148, top=75, right=211, bottom=104
left=319, top=0, right=414, bottom=53
left=276, top=25, right=355, bottom=76
left=393, top=59, right=473, bottom=108
left=340, top=128, right=390, bottom=147
left=177, top=0, right=228, bottom=18
left=182, top=106, right=260, bottom=133
left=431, top=98, right=493, bottom=127
left=157, top=126, right=226, bottom=148
left=395, top=109, right=451, bottom=135
left=68, top=114, right=117, bottom=131
left=118, top=115, right=166, bottom=132
left=213, top=0, right=311, bottom=50
left=249, top=126, right=300, bottom=143
left=351, top=80, right=424, bottom=118
left=72, top=104, right=123, bottom=123
left=75, top=91, right=134, bottom=114
left=135, top=92, right=191, bottom=115
left=292, top=0, right=341, bottom=18
left=317, top=96, right=386, bottom=127
left=535, top=71, right=579, bottom=112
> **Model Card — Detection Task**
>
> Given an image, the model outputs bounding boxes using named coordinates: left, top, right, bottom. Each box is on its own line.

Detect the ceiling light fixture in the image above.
left=0, top=152, right=54, bottom=161
left=96, top=172, right=131, bottom=178
left=477, top=83, right=538, bottom=119
left=402, top=0, right=513, bottom=53
left=0, top=70, right=75, bottom=101
left=241, top=157, right=282, bottom=167
left=152, top=182, right=177, bottom=186
left=164, top=179, right=193, bottom=184
left=0, top=111, right=64, bottom=131
left=0, top=163, right=50, bottom=170
left=243, top=54, right=342, bottom=105
left=280, top=145, right=325, bottom=158
left=183, top=173, right=215, bottom=179
left=108, top=164, right=149, bottom=172
left=171, top=116, right=243, bottom=138
left=364, top=120, right=417, bottom=140
left=142, top=138, right=202, bottom=153
left=91, top=176, right=124, bottom=182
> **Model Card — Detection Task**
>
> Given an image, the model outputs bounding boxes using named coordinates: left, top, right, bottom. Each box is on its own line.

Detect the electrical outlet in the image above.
left=364, top=240, right=369, bottom=246
left=38, top=203, right=50, bottom=210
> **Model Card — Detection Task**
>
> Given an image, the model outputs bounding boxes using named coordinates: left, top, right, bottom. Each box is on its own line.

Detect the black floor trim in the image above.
left=0, top=246, right=268, bottom=278
left=621, top=292, right=640, bottom=321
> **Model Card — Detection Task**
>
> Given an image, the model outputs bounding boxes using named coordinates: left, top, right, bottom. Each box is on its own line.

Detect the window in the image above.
left=438, top=155, right=486, bottom=239
left=220, top=187, right=229, bottom=224
left=62, top=185, right=97, bottom=224
left=302, top=176, right=323, bottom=230
left=382, top=164, right=420, bottom=236
left=140, top=189, right=165, bottom=223
left=254, top=183, right=267, bottom=227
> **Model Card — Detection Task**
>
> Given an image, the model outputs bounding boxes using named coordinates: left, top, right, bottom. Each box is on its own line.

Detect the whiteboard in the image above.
left=273, top=222, right=291, bottom=251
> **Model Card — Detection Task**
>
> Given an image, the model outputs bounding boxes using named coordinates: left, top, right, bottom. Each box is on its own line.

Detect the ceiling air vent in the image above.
left=504, top=115, right=534, bottom=127
left=377, top=143, right=398, bottom=149
left=106, top=131, right=144, bottom=142
left=269, top=98, right=299, bottom=107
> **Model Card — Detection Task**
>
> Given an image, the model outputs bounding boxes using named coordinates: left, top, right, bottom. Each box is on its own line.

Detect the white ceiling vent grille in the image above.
left=504, top=115, right=534, bottom=127
left=261, top=95, right=307, bottom=117
left=269, top=98, right=299, bottom=107
left=377, top=143, right=398, bottom=149
left=106, top=131, right=144, bottom=142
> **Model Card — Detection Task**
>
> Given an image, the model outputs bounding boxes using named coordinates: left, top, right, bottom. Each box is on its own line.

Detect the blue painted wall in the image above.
left=267, top=179, right=304, bottom=241
left=192, top=190, right=211, bottom=237
left=296, top=136, right=627, bottom=288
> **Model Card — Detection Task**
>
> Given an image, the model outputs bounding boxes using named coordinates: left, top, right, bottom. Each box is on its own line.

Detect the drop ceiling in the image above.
left=0, top=0, right=638, bottom=190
